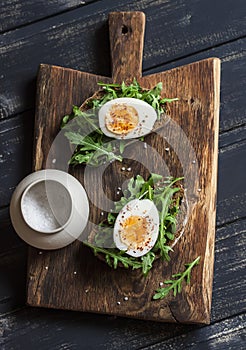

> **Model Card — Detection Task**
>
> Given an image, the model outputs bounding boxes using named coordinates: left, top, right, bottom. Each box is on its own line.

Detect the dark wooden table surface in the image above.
left=0, top=1, right=245, bottom=349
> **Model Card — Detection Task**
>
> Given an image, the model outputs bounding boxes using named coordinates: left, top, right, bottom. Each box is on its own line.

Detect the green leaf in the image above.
left=105, top=254, right=112, bottom=267
left=119, top=140, right=125, bottom=154
left=141, top=252, right=156, bottom=276
left=152, top=292, right=164, bottom=300
left=84, top=174, right=184, bottom=276
left=165, top=231, right=175, bottom=240
left=129, top=175, right=145, bottom=196
left=164, top=280, right=173, bottom=284
left=160, top=97, right=179, bottom=104
left=94, top=226, right=115, bottom=248
left=61, top=114, right=70, bottom=128
left=83, top=242, right=149, bottom=274
left=62, top=80, right=178, bottom=166
left=113, top=256, right=118, bottom=269
left=65, top=132, right=122, bottom=166
left=107, top=212, right=116, bottom=225
left=152, top=256, right=200, bottom=300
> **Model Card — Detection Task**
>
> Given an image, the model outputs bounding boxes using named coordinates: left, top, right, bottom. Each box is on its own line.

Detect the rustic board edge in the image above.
left=201, top=57, right=221, bottom=324
left=27, top=58, right=221, bottom=324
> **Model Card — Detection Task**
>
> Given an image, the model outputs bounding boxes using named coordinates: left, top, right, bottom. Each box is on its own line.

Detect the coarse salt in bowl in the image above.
left=20, top=179, right=73, bottom=234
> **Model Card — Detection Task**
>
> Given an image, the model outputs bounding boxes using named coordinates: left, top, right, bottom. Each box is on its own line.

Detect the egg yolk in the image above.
left=120, top=215, right=150, bottom=250
left=105, top=103, right=139, bottom=135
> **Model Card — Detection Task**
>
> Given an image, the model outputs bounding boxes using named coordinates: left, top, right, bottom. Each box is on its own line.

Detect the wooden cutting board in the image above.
left=27, top=12, right=220, bottom=324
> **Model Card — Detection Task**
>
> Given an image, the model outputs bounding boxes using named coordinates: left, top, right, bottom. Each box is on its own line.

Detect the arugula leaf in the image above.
left=141, top=252, right=156, bottom=276
left=153, top=256, right=200, bottom=299
left=107, top=212, right=116, bottom=225
left=61, top=80, right=178, bottom=167
left=85, top=174, right=183, bottom=276
left=62, top=106, right=101, bottom=134
left=92, top=80, right=178, bottom=119
left=64, top=132, right=123, bottom=166
left=160, top=97, right=179, bottom=104
left=84, top=242, right=153, bottom=276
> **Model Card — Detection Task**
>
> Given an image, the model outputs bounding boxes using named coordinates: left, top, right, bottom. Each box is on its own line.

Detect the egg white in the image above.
left=98, top=97, right=157, bottom=139
left=113, top=199, right=159, bottom=257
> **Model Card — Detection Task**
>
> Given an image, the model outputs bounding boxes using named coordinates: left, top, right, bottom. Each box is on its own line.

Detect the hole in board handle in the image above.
left=122, top=25, right=128, bottom=35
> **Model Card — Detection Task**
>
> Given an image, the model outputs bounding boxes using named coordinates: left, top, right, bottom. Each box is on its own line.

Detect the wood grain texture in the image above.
left=1, top=149, right=245, bottom=318
left=211, top=218, right=246, bottom=321
left=0, top=207, right=24, bottom=255
left=143, top=313, right=246, bottom=350
left=0, top=70, right=246, bottom=216
left=0, top=0, right=245, bottom=122
left=219, top=124, right=246, bottom=148
left=2, top=13, right=244, bottom=324
left=1, top=127, right=245, bottom=317
left=25, top=11, right=221, bottom=324
left=0, top=112, right=33, bottom=207
left=0, top=35, right=244, bottom=134
left=0, top=0, right=96, bottom=33
left=217, top=139, right=246, bottom=226
left=0, top=0, right=245, bottom=348
left=1, top=309, right=245, bottom=350
left=0, top=109, right=245, bottom=219
left=109, top=11, right=145, bottom=82
left=147, top=37, right=246, bottom=133
left=1, top=217, right=245, bottom=345
left=1, top=35, right=246, bottom=210
left=0, top=248, right=27, bottom=314
left=33, top=66, right=111, bottom=171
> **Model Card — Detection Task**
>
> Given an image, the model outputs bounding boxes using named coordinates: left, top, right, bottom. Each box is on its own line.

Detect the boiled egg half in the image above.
left=98, top=98, right=157, bottom=139
left=113, top=199, right=159, bottom=257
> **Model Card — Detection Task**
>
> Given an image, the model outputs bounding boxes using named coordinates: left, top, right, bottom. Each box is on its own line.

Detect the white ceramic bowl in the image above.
left=10, top=169, right=89, bottom=250
left=20, top=179, right=73, bottom=234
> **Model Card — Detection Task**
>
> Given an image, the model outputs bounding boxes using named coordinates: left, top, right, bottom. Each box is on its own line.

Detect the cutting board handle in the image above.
left=109, top=11, right=145, bottom=83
